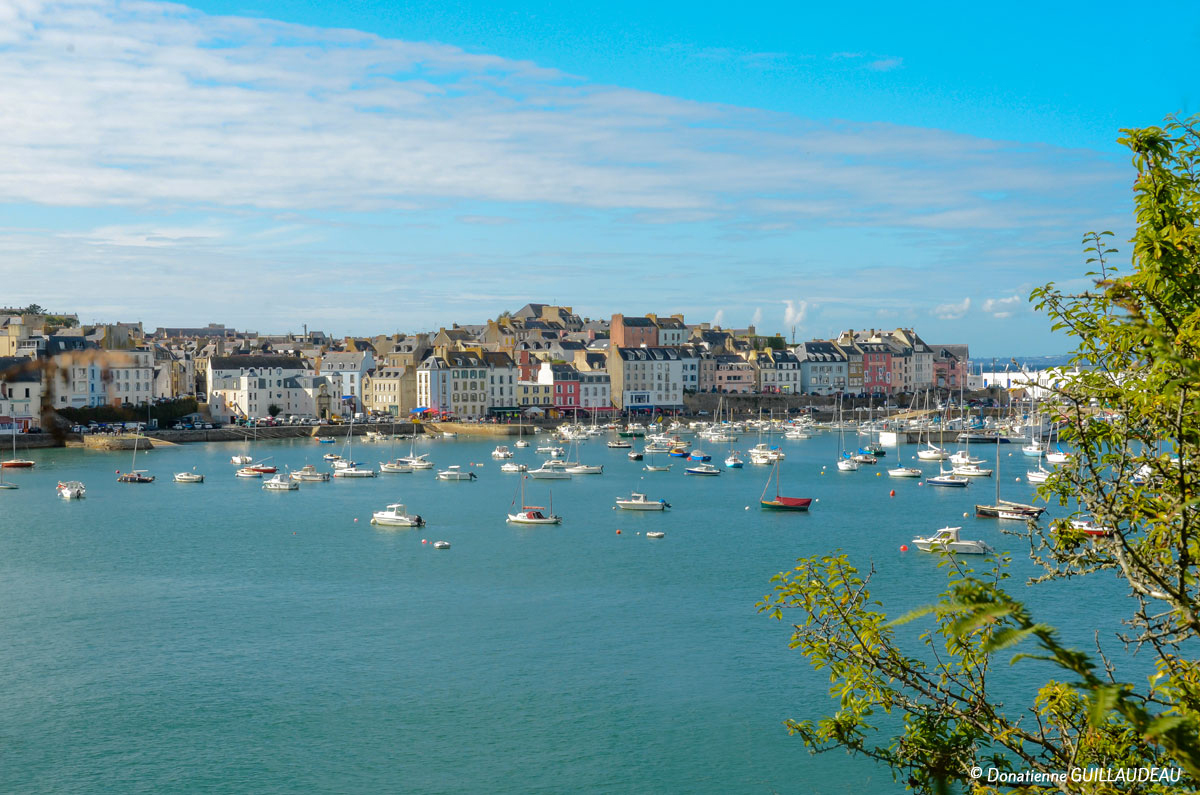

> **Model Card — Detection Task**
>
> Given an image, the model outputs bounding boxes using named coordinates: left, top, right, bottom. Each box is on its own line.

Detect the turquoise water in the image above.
left=0, top=432, right=1124, bottom=793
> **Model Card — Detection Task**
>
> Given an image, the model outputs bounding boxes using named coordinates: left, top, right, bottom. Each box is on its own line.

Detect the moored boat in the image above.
left=615, top=492, right=670, bottom=511
left=912, top=526, right=994, bottom=554
left=436, top=465, right=476, bottom=481
left=57, top=480, right=86, bottom=499
left=263, top=473, right=299, bottom=490
left=371, top=503, right=425, bottom=527
left=290, top=464, right=330, bottom=482
left=173, top=471, right=204, bottom=483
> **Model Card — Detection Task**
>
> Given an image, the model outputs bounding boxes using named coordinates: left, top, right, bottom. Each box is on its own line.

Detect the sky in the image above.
left=1, top=0, right=1197, bottom=355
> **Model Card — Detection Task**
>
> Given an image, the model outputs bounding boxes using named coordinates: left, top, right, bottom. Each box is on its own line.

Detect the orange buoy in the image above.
left=900, top=544, right=908, bottom=551
left=889, top=489, right=895, bottom=497
left=616, top=529, right=622, bottom=534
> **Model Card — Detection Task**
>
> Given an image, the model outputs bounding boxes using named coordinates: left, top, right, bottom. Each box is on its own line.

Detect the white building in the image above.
left=483, top=352, right=518, bottom=415
left=207, top=356, right=315, bottom=421
left=416, top=352, right=489, bottom=419
left=104, top=349, right=155, bottom=407
left=0, top=356, right=43, bottom=430
left=607, top=347, right=685, bottom=411
left=320, top=350, right=375, bottom=416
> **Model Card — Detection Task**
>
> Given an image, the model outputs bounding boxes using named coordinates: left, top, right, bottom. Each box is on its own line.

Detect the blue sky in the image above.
left=2, top=0, right=1197, bottom=354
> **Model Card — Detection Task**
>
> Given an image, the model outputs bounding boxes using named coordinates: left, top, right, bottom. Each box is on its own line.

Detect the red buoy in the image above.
left=616, top=529, right=622, bottom=534
left=900, top=544, right=909, bottom=552
left=889, top=489, right=895, bottom=497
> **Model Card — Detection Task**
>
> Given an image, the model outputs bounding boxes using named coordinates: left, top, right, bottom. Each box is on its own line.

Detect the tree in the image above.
left=23, top=303, right=44, bottom=315
left=267, top=404, right=281, bottom=418
left=760, top=115, right=1200, bottom=793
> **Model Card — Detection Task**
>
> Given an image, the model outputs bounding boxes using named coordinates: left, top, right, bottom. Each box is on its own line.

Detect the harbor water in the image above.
left=0, top=430, right=1125, bottom=793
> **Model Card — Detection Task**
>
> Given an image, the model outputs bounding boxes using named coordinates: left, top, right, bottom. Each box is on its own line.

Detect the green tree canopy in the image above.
left=760, top=115, right=1200, bottom=793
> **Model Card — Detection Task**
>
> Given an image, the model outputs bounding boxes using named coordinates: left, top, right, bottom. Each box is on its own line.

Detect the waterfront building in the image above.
left=482, top=351, right=519, bottom=417
left=416, top=352, right=488, bottom=419
left=104, top=348, right=155, bottom=407
left=647, top=314, right=687, bottom=346
left=932, top=345, right=970, bottom=390
left=537, top=362, right=580, bottom=414
left=207, top=355, right=314, bottom=421
left=0, top=357, right=42, bottom=430
left=712, top=354, right=755, bottom=393
left=858, top=342, right=894, bottom=395
left=319, top=350, right=375, bottom=415
left=797, top=341, right=848, bottom=395
left=516, top=380, right=552, bottom=410
left=610, top=314, right=659, bottom=349
left=752, top=348, right=801, bottom=394
left=607, top=347, right=685, bottom=412
left=362, top=366, right=417, bottom=417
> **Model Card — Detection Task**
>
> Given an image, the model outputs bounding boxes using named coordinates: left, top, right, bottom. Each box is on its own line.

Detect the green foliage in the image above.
left=60, top=398, right=199, bottom=425
left=267, top=403, right=282, bottom=417
left=761, top=115, right=1200, bottom=793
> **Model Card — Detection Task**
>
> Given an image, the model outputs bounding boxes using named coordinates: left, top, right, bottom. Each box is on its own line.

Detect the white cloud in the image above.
left=982, top=294, right=1023, bottom=318
left=711, top=309, right=726, bottom=327
left=932, top=298, right=971, bottom=320
left=782, top=299, right=807, bottom=328
left=750, top=306, right=763, bottom=327
left=0, top=0, right=1121, bottom=232
left=867, top=57, right=904, bottom=72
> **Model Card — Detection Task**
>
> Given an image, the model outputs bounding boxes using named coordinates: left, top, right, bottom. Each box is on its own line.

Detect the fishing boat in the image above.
left=371, top=503, right=425, bottom=527
left=491, top=445, right=513, bottom=459
left=507, top=476, right=561, bottom=524
left=760, top=460, right=812, bottom=511
left=290, top=464, right=330, bottom=482
left=912, top=526, right=994, bottom=555
left=173, top=471, right=204, bottom=483
left=724, top=453, right=744, bottom=468
left=615, top=492, right=671, bottom=511
left=379, top=459, right=414, bottom=473
left=436, top=465, right=476, bottom=481
left=333, top=465, right=378, bottom=478
left=607, top=440, right=632, bottom=449
left=235, top=467, right=262, bottom=478
left=500, top=462, right=528, bottom=473
left=316, top=436, right=336, bottom=444
left=57, top=480, right=86, bottom=499
left=685, top=463, right=720, bottom=476
left=263, top=473, right=299, bottom=491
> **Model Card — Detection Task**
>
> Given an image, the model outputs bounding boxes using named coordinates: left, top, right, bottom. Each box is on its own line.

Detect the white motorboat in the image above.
left=912, top=526, right=994, bottom=555
left=1069, top=519, right=1113, bottom=536
left=514, top=439, right=530, bottom=448
left=535, top=444, right=560, bottom=454
left=950, top=450, right=985, bottom=466
left=643, top=463, right=672, bottom=472
left=724, top=454, right=744, bottom=468
left=323, top=453, right=342, bottom=462
left=645, top=531, right=666, bottom=539
left=236, top=467, right=262, bottom=478
left=371, top=503, right=425, bottom=527
left=442, top=431, right=458, bottom=438
left=332, top=458, right=355, bottom=470
left=379, top=459, right=414, bottom=473
left=433, top=540, right=451, bottom=549
left=748, top=443, right=784, bottom=464
left=685, top=463, right=721, bottom=476
left=607, top=440, right=632, bottom=449
left=173, top=471, right=205, bottom=483
left=851, top=453, right=878, bottom=465
left=491, top=446, right=513, bottom=459
left=263, top=473, right=299, bottom=490
left=57, top=480, right=86, bottom=499
left=564, top=464, right=603, bottom=475
left=528, top=466, right=570, bottom=480
left=952, top=463, right=994, bottom=477
left=231, top=454, right=253, bottom=465
left=290, top=464, right=330, bottom=482
left=615, top=492, right=670, bottom=511
left=333, top=465, right=378, bottom=478
left=436, top=465, right=477, bottom=481
left=500, top=462, right=528, bottom=473
left=399, top=454, right=434, bottom=470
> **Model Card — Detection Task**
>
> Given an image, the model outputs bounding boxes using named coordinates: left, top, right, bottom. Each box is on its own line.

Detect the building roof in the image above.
left=209, top=355, right=309, bottom=371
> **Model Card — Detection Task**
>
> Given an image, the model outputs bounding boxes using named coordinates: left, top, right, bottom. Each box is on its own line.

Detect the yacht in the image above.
left=500, top=462, right=528, bottom=473
left=685, top=463, right=721, bottom=476
left=57, top=480, right=86, bottom=499
left=528, top=465, right=570, bottom=480
left=290, top=464, right=330, bottom=482
left=1025, top=466, right=1051, bottom=484
left=927, top=467, right=969, bottom=487
left=263, top=473, right=299, bottom=491
left=333, top=465, right=378, bottom=478
left=564, top=463, right=603, bottom=475
left=433, top=540, right=451, bottom=549
left=230, top=454, right=253, bottom=465
left=399, top=454, right=434, bottom=470
left=615, top=492, right=671, bottom=511
left=912, top=526, right=994, bottom=555
left=379, top=459, right=414, bottom=473
left=951, top=463, right=994, bottom=477
left=436, top=465, right=477, bottom=481
left=173, top=471, right=205, bottom=483
left=371, top=503, right=425, bottom=527
left=491, top=446, right=513, bottom=459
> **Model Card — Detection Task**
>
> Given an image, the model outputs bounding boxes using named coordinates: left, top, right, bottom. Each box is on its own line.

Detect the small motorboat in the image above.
left=491, top=446, right=513, bottom=459
left=290, top=464, right=330, bottom=482
left=836, top=457, right=859, bottom=472
left=686, top=450, right=711, bottom=462
left=607, top=440, right=632, bottom=449
left=643, top=463, right=672, bottom=472
left=323, top=453, right=342, bottom=462
left=371, top=503, right=425, bottom=527
left=263, top=473, right=299, bottom=491
left=912, top=526, right=994, bottom=555
left=436, top=465, right=476, bottom=481
left=333, top=466, right=378, bottom=478
left=627, top=451, right=643, bottom=461
left=231, top=454, right=253, bottom=465
left=2, top=459, right=35, bottom=468
left=851, top=453, right=878, bottom=465
left=500, top=462, right=528, bottom=473
left=117, top=470, right=155, bottom=483
left=433, top=540, right=451, bottom=549
left=514, top=439, right=530, bottom=448
left=379, top=459, right=414, bottom=473
left=724, top=454, right=744, bottom=469
left=615, top=492, right=670, bottom=511
left=646, top=531, right=666, bottom=539
left=442, top=431, right=458, bottom=438
left=507, top=507, right=562, bottom=524
left=173, top=471, right=205, bottom=483
left=236, top=467, right=262, bottom=478
left=685, top=463, right=721, bottom=476
left=858, top=446, right=885, bottom=458
left=1069, top=519, right=1113, bottom=537
left=57, top=481, right=86, bottom=499
left=316, top=437, right=336, bottom=444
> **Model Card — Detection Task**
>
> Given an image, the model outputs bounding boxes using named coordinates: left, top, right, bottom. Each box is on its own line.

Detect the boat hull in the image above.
left=760, top=497, right=811, bottom=511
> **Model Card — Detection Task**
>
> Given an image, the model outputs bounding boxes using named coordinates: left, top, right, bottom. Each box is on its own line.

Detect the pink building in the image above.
left=859, top=342, right=893, bottom=395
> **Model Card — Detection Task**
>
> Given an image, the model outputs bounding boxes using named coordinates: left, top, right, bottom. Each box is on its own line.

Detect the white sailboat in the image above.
left=507, top=476, right=562, bottom=524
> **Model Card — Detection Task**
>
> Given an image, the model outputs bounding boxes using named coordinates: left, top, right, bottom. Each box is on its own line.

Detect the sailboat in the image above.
left=0, top=427, right=20, bottom=487
left=117, top=432, right=154, bottom=483
left=887, top=416, right=922, bottom=478
left=507, top=476, right=562, bottom=524
left=916, top=391, right=949, bottom=461
left=2, top=423, right=35, bottom=468
left=231, top=420, right=254, bottom=465
left=760, top=459, right=812, bottom=511
left=836, top=396, right=858, bottom=471
left=975, top=430, right=1045, bottom=518
left=380, top=418, right=414, bottom=472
